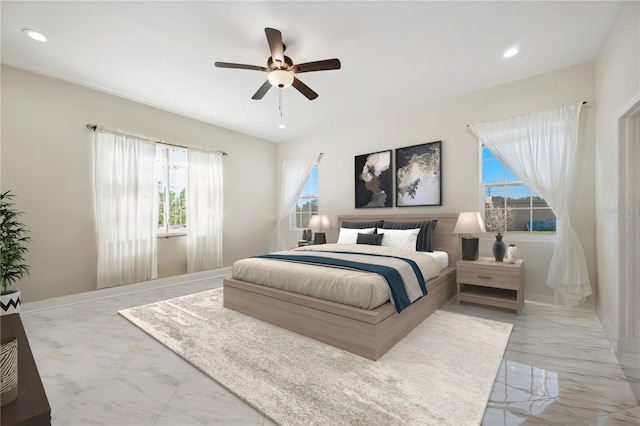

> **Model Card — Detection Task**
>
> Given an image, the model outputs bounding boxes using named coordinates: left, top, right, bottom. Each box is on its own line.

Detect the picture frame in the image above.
left=395, top=141, right=442, bottom=207
left=354, top=150, right=393, bottom=208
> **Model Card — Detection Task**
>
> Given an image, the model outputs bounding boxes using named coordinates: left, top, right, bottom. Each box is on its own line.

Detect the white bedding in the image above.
left=419, top=250, right=449, bottom=271
left=231, top=243, right=441, bottom=310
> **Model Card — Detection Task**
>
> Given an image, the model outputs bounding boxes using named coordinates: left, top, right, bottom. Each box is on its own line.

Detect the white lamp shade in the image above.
left=268, top=69, right=294, bottom=88
left=453, top=212, right=486, bottom=234
left=307, top=214, right=332, bottom=230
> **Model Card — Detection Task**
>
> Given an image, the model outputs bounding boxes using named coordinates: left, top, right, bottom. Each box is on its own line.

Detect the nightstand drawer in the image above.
left=457, top=266, right=520, bottom=290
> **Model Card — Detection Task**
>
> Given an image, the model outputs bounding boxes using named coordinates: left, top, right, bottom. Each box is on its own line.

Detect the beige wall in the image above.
left=6, top=29, right=628, bottom=309
left=157, top=236, right=187, bottom=278
left=278, top=62, right=597, bottom=304
left=0, top=66, right=3, bottom=190
left=1, top=65, right=277, bottom=302
left=594, top=1, right=640, bottom=343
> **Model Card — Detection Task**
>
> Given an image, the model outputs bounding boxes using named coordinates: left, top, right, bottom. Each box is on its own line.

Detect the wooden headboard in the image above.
left=336, top=213, right=459, bottom=268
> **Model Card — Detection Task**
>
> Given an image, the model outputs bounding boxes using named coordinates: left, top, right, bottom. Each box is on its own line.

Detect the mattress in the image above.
left=231, top=243, right=441, bottom=310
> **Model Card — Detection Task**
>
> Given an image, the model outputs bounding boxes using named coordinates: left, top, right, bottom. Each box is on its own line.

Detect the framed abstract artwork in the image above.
left=354, top=150, right=393, bottom=208
left=395, top=141, right=442, bottom=207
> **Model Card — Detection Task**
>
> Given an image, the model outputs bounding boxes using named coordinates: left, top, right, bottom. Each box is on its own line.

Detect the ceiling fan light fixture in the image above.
left=268, top=69, right=294, bottom=88
left=215, top=27, right=339, bottom=100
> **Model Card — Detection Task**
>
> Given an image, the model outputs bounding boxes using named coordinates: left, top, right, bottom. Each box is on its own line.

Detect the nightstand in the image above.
left=456, top=257, right=524, bottom=315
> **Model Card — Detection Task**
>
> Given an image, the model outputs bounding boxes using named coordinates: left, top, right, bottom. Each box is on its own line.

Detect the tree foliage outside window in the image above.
left=291, top=167, right=318, bottom=230
left=157, top=144, right=188, bottom=233
left=482, top=147, right=556, bottom=235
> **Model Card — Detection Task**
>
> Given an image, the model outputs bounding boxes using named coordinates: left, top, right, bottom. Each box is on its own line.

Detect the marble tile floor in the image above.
left=441, top=300, right=640, bottom=425
left=615, top=350, right=640, bottom=404
left=20, top=276, right=640, bottom=426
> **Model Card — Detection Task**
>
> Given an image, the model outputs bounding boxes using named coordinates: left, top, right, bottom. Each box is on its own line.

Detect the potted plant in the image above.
left=485, top=204, right=514, bottom=262
left=1, top=191, right=31, bottom=315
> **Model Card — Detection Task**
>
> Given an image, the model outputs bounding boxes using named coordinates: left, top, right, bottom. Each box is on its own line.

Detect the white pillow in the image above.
left=381, top=228, right=420, bottom=251
left=336, top=227, right=376, bottom=244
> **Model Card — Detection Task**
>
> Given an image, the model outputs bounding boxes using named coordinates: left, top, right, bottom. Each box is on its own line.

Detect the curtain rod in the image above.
left=86, top=124, right=228, bottom=156
left=465, top=101, right=587, bottom=128
left=280, top=152, right=324, bottom=163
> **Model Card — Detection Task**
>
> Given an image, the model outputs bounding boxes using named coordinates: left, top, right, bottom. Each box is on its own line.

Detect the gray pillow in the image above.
left=341, top=220, right=384, bottom=230
left=356, top=233, right=384, bottom=245
left=381, top=220, right=438, bottom=252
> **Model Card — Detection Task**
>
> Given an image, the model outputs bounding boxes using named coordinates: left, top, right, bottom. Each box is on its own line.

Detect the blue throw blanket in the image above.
left=256, top=250, right=427, bottom=312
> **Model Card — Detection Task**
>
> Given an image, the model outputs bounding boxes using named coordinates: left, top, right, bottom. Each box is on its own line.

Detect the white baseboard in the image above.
left=596, top=306, right=618, bottom=350
left=524, top=298, right=596, bottom=313
left=21, top=267, right=231, bottom=313
left=523, top=294, right=556, bottom=305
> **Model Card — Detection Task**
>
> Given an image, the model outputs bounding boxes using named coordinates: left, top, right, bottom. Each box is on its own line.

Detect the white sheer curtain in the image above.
left=470, top=102, right=592, bottom=306
left=186, top=149, right=224, bottom=273
left=269, top=153, right=322, bottom=252
left=94, top=130, right=157, bottom=288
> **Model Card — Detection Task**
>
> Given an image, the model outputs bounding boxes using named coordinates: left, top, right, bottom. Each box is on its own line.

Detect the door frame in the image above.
left=617, top=92, right=640, bottom=353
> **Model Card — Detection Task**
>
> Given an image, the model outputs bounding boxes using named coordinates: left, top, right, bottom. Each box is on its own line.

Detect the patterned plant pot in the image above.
left=1, top=336, right=18, bottom=406
left=0, top=290, right=21, bottom=316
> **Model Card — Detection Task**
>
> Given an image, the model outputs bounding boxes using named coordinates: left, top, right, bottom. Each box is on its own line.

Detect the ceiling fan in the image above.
left=215, top=27, right=341, bottom=101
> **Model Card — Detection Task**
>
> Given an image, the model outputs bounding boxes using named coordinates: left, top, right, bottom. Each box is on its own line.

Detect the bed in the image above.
left=223, top=213, right=459, bottom=360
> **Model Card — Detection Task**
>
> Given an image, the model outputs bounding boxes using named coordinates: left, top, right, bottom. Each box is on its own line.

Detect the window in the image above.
left=482, top=147, right=556, bottom=234
left=156, top=144, right=188, bottom=234
left=291, top=166, right=318, bottom=229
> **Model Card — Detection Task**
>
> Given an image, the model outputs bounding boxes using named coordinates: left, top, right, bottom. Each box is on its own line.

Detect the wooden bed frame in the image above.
left=223, top=213, right=459, bottom=361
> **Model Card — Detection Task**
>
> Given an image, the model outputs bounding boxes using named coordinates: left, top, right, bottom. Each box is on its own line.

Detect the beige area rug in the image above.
left=119, top=288, right=512, bottom=426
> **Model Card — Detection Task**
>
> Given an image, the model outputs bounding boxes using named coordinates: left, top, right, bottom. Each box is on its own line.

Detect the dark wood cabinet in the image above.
left=1, top=313, right=51, bottom=426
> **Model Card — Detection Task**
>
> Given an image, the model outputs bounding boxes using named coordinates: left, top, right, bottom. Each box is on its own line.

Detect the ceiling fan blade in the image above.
left=215, top=62, right=268, bottom=72
left=292, top=77, right=318, bottom=100
left=292, top=59, right=341, bottom=74
left=252, top=80, right=272, bottom=100
left=265, top=27, right=285, bottom=66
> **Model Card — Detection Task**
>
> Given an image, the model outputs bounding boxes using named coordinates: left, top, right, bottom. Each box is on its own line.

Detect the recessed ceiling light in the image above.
left=278, top=124, right=286, bottom=129
left=503, top=47, right=519, bottom=58
left=23, top=29, right=47, bottom=42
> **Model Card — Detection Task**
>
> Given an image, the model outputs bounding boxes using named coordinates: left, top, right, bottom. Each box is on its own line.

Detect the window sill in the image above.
left=480, top=233, right=556, bottom=243
left=157, top=232, right=187, bottom=239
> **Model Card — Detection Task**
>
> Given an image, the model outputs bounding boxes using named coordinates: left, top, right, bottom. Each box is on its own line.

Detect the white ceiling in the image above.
left=1, top=1, right=622, bottom=143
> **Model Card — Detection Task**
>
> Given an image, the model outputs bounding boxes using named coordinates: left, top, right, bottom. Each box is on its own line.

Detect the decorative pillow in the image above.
left=380, top=228, right=420, bottom=250
left=341, top=220, right=384, bottom=233
left=381, top=220, right=438, bottom=252
left=356, top=232, right=384, bottom=246
left=337, top=227, right=376, bottom=244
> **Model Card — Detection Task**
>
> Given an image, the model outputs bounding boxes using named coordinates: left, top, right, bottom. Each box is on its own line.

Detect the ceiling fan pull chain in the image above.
left=279, top=89, right=283, bottom=117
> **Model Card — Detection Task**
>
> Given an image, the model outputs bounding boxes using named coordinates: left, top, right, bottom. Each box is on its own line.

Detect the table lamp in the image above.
left=307, top=214, right=332, bottom=244
left=453, top=212, right=486, bottom=261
